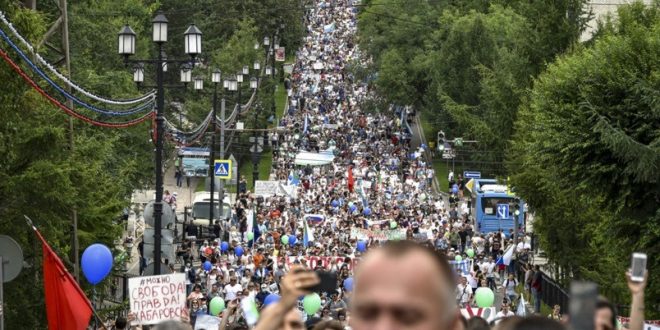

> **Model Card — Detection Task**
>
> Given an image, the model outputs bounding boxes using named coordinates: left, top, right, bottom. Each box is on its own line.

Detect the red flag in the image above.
left=347, top=166, right=355, bottom=193
left=35, top=228, right=93, bottom=330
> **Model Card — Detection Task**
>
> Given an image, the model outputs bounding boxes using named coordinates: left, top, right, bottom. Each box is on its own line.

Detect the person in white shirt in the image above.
left=495, top=303, right=515, bottom=321
left=455, top=276, right=472, bottom=308
left=482, top=257, right=497, bottom=290
left=501, top=273, right=519, bottom=306
left=224, top=277, right=243, bottom=301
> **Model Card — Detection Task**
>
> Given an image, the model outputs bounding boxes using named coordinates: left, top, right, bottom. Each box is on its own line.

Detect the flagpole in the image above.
left=24, top=216, right=109, bottom=330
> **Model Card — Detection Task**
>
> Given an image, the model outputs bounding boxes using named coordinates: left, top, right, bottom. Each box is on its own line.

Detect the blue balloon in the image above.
left=356, top=240, right=367, bottom=252
left=349, top=204, right=357, bottom=212
left=331, top=200, right=339, bottom=208
left=289, top=235, right=297, bottom=245
left=203, top=261, right=212, bottom=271
left=220, top=241, right=229, bottom=252
left=81, top=244, right=113, bottom=285
left=235, top=246, right=244, bottom=257
left=363, top=207, right=372, bottom=216
left=264, top=293, right=281, bottom=306
left=343, top=277, right=354, bottom=292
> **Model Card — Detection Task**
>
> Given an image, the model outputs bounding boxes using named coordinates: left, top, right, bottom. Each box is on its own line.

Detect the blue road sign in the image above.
left=497, top=204, right=509, bottom=219
left=214, top=160, right=232, bottom=179
left=463, top=171, right=481, bottom=179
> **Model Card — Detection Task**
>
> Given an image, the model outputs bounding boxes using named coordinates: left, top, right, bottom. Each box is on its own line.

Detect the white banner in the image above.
left=255, top=180, right=279, bottom=196
left=129, top=273, right=187, bottom=325
left=194, top=315, right=222, bottom=330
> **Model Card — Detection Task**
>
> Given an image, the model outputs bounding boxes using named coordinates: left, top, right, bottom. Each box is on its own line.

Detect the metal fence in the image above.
left=515, top=261, right=632, bottom=316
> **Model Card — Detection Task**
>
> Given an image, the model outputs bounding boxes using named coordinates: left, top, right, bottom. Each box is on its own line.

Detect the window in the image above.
left=481, top=197, right=514, bottom=216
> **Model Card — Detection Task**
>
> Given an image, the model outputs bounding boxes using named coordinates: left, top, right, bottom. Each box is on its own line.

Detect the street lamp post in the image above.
left=249, top=78, right=260, bottom=188
left=219, top=75, right=238, bottom=216
left=236, top=71, right=243, bottom=110
left=118, top=11, right=202, bottom=275
left=208, top=69, right=221, bottom=227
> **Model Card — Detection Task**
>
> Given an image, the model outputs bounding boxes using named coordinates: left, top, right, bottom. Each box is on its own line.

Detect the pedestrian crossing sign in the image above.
left=214, top=160, right=232, bottom=179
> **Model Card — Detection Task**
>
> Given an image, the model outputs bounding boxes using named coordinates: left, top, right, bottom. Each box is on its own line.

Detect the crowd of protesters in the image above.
left=119, top=1, right=650, bottom=329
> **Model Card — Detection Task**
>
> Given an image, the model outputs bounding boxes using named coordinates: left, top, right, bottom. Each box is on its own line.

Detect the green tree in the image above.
left=429, top=6, right=531, bottom=169
left=509, top=2, right=660, bottom=314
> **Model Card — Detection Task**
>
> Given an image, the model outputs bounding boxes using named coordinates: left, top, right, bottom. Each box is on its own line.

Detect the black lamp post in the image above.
left=118, top=11, right=202, bottom=275
left=207, top=69, right=221, bottom=226
left=249, top=78, right=260, bottom=188
left=236, top=71, right=243, bottom=110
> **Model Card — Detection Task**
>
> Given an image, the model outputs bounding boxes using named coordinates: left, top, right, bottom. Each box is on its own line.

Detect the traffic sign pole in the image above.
left=219, top=98, right=225, bottom=220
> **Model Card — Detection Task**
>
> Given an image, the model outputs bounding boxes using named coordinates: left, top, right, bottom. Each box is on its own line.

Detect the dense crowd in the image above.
left=120, top=1, right=650, bottom=330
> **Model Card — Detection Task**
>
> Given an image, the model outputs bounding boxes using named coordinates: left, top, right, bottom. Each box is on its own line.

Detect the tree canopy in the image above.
left=509, top=1, right=660, bottom=315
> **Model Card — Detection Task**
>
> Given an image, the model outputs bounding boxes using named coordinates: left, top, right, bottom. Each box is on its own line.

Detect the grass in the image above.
left=433, top=159, right=465, bottom=193
left=237, top=152, right=274, bottom=191
left=194, top=152, right=274, bottom=193
left=274, top=82, right=287, bottom=121
left=514, top=283, right=552, bottom=316
left=419, top=110, right=437, bottom=144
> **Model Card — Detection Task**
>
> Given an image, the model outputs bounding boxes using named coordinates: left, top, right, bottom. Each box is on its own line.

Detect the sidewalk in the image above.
left=163, top=160, right=198, bottom=210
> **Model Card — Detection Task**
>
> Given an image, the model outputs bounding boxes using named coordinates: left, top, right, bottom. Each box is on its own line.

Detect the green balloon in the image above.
left=281, top=235, right=289, bottom=245
left=390, top=221, right=397, bottom=229
left=474, top=287, right=495, bottom=308
left=247, top=232, right=254, bottom=241
left=455, top=255, right=463, bottom=262
left=209, top=297, right=225, bottom=316
left=466, top=249, right=475, bottom=258
left=303, top=293, right=322, bottom=315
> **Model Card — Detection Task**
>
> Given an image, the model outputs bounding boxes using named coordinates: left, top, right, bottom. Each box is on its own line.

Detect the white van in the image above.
left=190, top=192, right=232, bottom=226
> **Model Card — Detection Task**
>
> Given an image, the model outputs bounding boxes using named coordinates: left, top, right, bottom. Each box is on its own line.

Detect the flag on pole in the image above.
left=34, top=226, right=93, bottom=330
left=496, top=245, right=515, bottom=266
left=516, top=293, right=527, bottom=316
left=303, top=114, right=309, bottom=134
left=287, top=170, right=300, bottom=186
left=303, top=219, right=315, bottom=247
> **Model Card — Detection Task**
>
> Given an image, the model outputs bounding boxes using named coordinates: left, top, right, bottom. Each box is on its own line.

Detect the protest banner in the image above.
left=254, top=180, right=279, bottom=197
left=460, top=307, right=497, bottom=322
left=129, top=273, right=186, bottom=325
left=350, top=227, right=406, bottom=241
left=279, top=256, right=360, bottom=271
left=449, top=259, right=473, bottom=275
left=275, top=47, right=285, bottom=62
left=194, top=315, right=221, bottom=330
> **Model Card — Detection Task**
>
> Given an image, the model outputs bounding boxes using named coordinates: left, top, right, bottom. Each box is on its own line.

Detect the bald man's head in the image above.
left=350, top=241, right=461, bottom=330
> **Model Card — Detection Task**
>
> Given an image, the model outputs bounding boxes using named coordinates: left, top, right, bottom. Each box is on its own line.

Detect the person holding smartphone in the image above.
left=619, top=268, right=648, bottom=330
left=254, top=266, right=320, bottom=330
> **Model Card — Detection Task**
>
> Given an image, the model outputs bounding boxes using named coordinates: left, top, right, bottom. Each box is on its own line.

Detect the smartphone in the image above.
left=569, top=281, right=598, bottom=330
left=631, top=252, right=647, bottom=282
left=309, top=271, right=338, bottom=293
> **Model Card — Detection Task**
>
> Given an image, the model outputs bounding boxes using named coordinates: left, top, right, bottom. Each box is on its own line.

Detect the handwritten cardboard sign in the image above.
left=129, top=273, right=187, bottom=325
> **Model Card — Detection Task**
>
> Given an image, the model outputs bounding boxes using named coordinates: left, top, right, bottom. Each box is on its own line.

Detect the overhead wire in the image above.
left=0, top=47, right=154, bottom=128
left=0, top=27, right=155, bottom=116
left=0, top=11, right=156, bottom=106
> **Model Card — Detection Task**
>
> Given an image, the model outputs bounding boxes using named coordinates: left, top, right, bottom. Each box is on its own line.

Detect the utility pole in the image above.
left=30, top=0, right=80, bottom=282
left=59, top=0, right=80, bottom=282
left=208, top=82, right=218, bottom=226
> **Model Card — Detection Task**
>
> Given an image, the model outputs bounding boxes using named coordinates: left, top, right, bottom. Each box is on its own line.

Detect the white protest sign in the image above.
left=129, top=273, right=187, bottom=325
left=254, top=180, right=279, bottom=197
left=194, top=315, right=222, bottom=330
